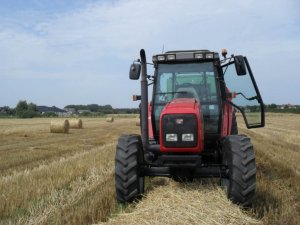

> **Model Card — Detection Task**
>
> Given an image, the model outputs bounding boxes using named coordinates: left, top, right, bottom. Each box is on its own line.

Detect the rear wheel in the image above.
left=221, top=135, right=256, bottom=207
left=115, top=134, right=144, bottom=203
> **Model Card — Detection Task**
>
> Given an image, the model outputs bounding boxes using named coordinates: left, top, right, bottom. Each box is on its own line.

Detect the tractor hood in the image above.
left=163, top=98, right=198, bottom=112
left=159, top=98, right=204, bottom=153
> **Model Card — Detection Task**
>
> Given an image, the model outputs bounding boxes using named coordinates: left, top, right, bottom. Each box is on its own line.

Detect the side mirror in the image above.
left=129, top=63, right=141, bottom=80
left=234, top=55, right=246, bottom=76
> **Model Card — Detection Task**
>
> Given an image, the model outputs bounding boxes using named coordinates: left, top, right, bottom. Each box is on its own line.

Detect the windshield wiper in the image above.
left=155, top=91, right=187, bottom=95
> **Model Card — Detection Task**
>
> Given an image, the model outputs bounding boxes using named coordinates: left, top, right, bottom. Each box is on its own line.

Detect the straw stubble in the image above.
left=103, top=178, right=260, bottom=225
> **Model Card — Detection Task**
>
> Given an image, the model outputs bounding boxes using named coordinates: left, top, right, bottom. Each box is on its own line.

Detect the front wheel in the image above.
left=115, top=134, right=144, bottom=203
left=221, top=135, right=256, bottom=207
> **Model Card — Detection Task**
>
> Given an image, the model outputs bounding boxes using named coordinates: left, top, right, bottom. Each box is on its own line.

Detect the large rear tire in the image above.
left=115, top=134, right=144, bottom=203
left=221, top=135, right=256, bottom=207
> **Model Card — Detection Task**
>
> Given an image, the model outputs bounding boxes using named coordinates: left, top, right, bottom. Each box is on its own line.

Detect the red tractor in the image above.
left=115, top=49, right=264, bottom=206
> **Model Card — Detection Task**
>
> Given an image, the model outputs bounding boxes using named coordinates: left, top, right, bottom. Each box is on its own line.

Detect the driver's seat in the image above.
left=174, top=87, right=199, bottom=101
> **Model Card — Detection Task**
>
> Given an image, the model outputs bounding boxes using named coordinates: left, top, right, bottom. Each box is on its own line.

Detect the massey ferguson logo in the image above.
left=175, top=118, right=183, bottom=124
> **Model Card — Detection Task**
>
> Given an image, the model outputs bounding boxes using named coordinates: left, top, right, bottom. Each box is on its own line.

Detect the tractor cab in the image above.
left=116, top=49, right=264, bottom=206
left=132, top=49, right=264, bottom=147
left=152, top=54, right=221, bottom=144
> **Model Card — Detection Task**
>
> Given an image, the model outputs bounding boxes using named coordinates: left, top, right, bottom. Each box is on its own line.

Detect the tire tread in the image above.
left=115, top=134, right=144, bottom=203
left=222, top=134, right=256, bottom=207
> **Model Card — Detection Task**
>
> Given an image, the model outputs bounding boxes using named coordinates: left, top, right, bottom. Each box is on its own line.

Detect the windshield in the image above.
left=153, top=62, right=220, bottom=136
left=154, top=63, right=217, bottom=103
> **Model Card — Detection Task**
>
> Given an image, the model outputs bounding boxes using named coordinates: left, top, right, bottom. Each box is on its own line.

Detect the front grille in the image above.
left=162, top=114, right=198, bottom=148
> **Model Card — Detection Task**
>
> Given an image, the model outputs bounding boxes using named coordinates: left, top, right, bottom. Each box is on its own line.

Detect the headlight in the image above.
left=182, top=133, right=194, bottom=142
left=157, top=55, right=166, bottom=61
left=166, top=54, right=176, bottom=60
left=166, top=134, right=177, bottom=142
left=194, top=53, right=204, bottom=59
left=205, top=53, right=214, bottom=59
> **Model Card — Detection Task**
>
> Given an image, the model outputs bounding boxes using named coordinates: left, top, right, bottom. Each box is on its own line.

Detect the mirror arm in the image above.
left=221, top=56, right=234, bottom=75
left=147, top=75, right=155, bottom=81
left=220, top=54, right=234, bottom=64
left=235, top=92, right=258, bottom=101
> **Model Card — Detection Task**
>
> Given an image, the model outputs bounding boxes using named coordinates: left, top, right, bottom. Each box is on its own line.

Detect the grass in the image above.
left=0, top=114, right=299, bottom=225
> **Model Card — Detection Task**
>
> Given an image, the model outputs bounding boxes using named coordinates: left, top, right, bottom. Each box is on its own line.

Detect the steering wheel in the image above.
left=180, top=83, right=193, bottom=87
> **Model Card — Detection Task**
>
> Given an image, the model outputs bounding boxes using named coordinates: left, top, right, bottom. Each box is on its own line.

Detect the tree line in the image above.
left=265, top=103, right=300, bottom=114
left=64, top=104, right=139, bottom=114
left=0, top=101, right=40, bottom=118
left=0, top=101, right=139, bottom=118
left=1, top=101, right=299, bottom=118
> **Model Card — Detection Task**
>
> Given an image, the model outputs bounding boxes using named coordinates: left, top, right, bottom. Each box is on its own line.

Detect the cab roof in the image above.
left=152, top=50, right=219, bottom=63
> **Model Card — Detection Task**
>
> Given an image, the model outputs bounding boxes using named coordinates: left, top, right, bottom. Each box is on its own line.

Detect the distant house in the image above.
left=276, top=104, right=297, bottom=110
left=286, top=104, right=297, bottom=109
left=0, top=107, right=7, bottom=113
left=64, top=107, right=76, bottom=114
left=77, top=109, right=91, bottom=114
left=37, top=106, right=69, bottom=116
left=276, top=105, right=285, bottom=110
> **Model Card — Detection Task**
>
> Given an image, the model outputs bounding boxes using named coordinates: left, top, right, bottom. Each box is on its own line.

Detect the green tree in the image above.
left=269, top=103, right=277, bottom=109
left=42, top=112, right=58, bottom=117
left=16, top=100, right=28, bottom=117
left=15, top=100, right=39, bottom=118
left=28, top=102, right=38, bottom=112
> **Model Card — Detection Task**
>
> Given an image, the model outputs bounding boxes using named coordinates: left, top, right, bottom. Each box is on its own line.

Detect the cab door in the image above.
left=222, top=56, right=265, bottom=128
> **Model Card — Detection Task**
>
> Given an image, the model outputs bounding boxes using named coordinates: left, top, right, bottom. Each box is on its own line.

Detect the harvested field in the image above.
left=0, top=114, right=299, bottom=225
left=238, top=114, right=300, bottom=225
left=0, top=118, right=137, bottom=225
left=102, top=178, right=259, bottom=225
left=102, top=113, right=300, bottom=225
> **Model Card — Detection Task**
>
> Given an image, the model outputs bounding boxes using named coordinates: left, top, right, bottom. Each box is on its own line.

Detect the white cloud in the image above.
left=0, top=0, right=299, bottom=107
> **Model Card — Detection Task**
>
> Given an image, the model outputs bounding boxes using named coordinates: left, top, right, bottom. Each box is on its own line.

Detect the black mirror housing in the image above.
left=234, top=55, right=247, bottom=76
left=129, top=63, right=141, bottom=80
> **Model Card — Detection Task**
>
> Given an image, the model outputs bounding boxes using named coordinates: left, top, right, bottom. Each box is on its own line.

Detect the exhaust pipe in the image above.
left=140, top=49, right=149, bottom=149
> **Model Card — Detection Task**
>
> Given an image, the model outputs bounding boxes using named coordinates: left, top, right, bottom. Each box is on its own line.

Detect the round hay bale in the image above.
left=69, top=118, right=83, bottom=129
left=106, top=117, right=114, bottom=123
left=135, top=119, right=140, bottom=126
left=50, top=120, right=69, bottom=133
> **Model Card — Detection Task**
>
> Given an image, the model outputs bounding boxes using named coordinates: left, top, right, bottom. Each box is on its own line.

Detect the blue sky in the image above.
left=0, top=0, right=299, bottom=108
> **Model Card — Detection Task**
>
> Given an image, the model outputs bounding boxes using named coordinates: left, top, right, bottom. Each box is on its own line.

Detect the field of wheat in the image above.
left=0, top=114, right=299, bottom=225
left=238, top=114, right=300, bottom=225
